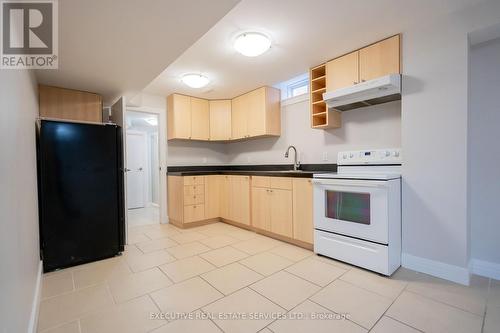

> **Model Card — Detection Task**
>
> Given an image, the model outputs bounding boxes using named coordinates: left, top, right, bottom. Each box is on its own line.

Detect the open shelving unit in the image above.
left=309, top=63, right=341, bottom=129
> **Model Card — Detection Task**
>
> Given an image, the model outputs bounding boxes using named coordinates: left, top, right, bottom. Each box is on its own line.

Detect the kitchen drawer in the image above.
left=184, top=193, right=204, bottom=205
left=184, top=184, right=204, bottom=196
left=270, top=177, right=292, bottom=190
left=252, top=176, right=270, bottom=188
left=184, top=204, right=205, bottom=223
left=184, top=176, right=204, bottom=186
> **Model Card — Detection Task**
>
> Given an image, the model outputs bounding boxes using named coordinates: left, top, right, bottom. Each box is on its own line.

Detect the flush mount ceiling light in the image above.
left=234, top=32, right=271, bottom=57
left=181, top=73, right=210, bottom=88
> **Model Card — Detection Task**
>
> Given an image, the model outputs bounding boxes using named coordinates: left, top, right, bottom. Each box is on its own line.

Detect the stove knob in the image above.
left=343, top=154, right=347, bottom=159
left=385, top=151, right=390, bottom=157
left=393, top=151, right=400, bottom=157
left=349, top=153, right=354, bottom=158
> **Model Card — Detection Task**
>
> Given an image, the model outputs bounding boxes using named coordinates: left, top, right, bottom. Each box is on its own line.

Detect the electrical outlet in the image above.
left=322, top=152, right=328, bottom=161
left=202, top=157, right=207, bottom=163
left=246, top=156, right=251, bottom=163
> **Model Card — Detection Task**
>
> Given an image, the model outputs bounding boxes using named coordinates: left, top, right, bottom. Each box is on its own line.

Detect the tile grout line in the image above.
left=403, top=289, right=487, bottom=318
left=305, top=298, right=368, bottom=332
left=364, top=281, right=419, bottom=332
left=199, top=307, right=228, bottom=333
left=481, top=278, right=492, bottom=333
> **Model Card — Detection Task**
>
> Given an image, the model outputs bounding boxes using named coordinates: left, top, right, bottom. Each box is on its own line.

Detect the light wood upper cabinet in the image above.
left=359, top=35, right=400, bottom=82
left=325, top=35, right=401, bottom=94
left=190, top=97, right=209, bottom=140
left=168, top=86, right=280, bottom=142
left=39, top=85, right=103, bottom=123
left=292, top=178, right=313, bottom=244
left=326, top=51, right=359, bottom=91
left=232, top=86, right=281, bottom=139
left=247, top=87, right=266, bottom=137
left=231, top=93, right=248, bottom=140
left=167, top=94, right=191, bottom=140
left=209, top=100, right=232, bottom=141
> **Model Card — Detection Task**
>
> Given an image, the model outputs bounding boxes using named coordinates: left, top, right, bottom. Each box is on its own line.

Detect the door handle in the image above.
left=124, top=168, right=131, bottom=172
left=138, top=167, right=143, bottom=171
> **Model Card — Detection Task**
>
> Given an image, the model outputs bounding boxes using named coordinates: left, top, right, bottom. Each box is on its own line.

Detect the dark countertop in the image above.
left=167, top=164, right=337, bottom=178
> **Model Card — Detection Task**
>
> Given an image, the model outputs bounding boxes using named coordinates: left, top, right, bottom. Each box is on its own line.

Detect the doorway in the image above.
left=125, top=111, right=160, bottom=227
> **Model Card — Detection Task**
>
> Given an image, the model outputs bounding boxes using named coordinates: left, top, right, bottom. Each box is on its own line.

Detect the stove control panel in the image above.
left=337, top=148, right=402, bottom=165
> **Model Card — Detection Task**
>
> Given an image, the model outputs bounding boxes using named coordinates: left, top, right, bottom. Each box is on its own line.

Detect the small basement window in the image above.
left=274, top=73, right=309, bottom=101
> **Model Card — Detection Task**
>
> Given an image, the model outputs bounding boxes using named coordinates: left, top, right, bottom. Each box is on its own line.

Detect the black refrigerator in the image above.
left=37, top=119, right=125, bottom=272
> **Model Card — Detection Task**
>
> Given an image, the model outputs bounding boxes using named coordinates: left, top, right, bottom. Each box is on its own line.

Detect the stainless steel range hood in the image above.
left=322, top=74, right=401, bottom=111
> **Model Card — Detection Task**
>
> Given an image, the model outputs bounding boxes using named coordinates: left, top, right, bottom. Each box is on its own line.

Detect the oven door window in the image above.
left=325, top=191, right=370, bottom=225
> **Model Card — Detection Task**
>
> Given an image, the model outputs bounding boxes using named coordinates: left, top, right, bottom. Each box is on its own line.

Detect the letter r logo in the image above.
left=2, top=2, right=53, bottom=54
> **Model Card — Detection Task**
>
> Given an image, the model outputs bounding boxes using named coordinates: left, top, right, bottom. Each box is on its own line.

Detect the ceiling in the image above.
left=143, top=0, right=484, bottom=100
left=35, top=0, right=240, bottom=105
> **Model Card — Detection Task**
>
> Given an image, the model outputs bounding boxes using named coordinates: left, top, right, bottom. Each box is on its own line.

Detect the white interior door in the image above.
left=126, top=132, right=147, bottom=209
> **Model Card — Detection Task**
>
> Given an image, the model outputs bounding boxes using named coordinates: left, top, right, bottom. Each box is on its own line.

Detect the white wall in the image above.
left=167, top=141, right=228, bottom=166
left=400, top=0, right=500, bottom=284
left=469, top=38, right=500, bottom=270
left=226, top=98, right=401, bottom=164
left=0, top=70, right=41, bottom=332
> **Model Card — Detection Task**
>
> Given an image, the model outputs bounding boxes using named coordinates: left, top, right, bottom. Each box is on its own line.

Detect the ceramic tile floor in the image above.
left=128, top=206, right=160, bottom=228
left=38, top=222, right=500, bottom=333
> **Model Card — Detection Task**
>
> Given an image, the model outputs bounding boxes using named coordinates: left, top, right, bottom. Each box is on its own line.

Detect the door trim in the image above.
left=126, top=106, right=168, bottom=224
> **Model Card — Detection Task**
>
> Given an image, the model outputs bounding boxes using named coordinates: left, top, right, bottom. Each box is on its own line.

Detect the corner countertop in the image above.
left=166, top=164, right=337, bottom=178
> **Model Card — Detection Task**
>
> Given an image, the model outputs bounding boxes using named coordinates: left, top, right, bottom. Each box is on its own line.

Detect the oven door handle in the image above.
left=311, top=179, right=390, bottom=188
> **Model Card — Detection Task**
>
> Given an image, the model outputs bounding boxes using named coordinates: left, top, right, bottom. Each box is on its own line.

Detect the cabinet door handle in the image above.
left=353, top=81, right=358, bottom=85
left=361, top=79, right=366, bottom=82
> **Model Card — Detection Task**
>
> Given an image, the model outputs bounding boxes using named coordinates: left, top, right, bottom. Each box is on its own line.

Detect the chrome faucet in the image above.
left=285, top=145, right=300, bottom=171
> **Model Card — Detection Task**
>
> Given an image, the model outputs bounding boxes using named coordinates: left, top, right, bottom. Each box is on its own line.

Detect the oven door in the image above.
left=312, top=178, right=390, bottom=244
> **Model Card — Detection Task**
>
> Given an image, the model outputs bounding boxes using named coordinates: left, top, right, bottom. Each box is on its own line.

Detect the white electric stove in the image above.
left=312, top=148, right=402, bottom=275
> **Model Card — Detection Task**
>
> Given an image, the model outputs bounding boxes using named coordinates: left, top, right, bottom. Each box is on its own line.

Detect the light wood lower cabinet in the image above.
left=184, top=204, right=205, bottom=223
left=168, top=174, right=313, bottom=246
left=269, top=189, right=293, bottom=237
left=251, top=187, right=271, bottom=230
left=205, top=175, right=221, bottom=219
left=219, top=175, right=230, bottom=220
left=167, top=175, right=208, bottom=227
left=228, top=176, right=250, bottom=225
left=251, top=177, right=293, bottom=238
left=292, top=178, right=314, bottom=244
left=168, top=174, right=250, bottom=227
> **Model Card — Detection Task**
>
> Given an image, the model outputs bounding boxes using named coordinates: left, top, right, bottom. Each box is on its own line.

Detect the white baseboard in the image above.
left=28, top=260, right=43, bottom=333
left=471, top=258, right=500, bottom=280
left=402, top=253, right=470, bottom=285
